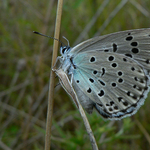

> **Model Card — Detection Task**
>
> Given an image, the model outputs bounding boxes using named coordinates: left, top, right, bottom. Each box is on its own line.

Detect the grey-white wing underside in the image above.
left=70, top=28, right=150, bottom=120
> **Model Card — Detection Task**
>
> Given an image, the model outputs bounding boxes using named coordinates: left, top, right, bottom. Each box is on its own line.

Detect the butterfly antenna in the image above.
left=62, top=36, right=70, bottom=47
left=33, top=31, right=67, bottom=47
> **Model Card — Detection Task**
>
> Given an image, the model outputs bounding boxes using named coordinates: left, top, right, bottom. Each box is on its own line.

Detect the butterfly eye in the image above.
left=61, top=46, right=70, bottom=54
left=62, top=47, right=67, bottom=54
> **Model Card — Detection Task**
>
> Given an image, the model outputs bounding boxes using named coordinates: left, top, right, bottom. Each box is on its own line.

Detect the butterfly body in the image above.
left=57, top=28, right=150, bottom=120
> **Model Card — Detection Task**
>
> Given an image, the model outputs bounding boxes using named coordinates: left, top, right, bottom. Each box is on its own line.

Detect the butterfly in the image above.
left=55, top=28, right=150, bottom=120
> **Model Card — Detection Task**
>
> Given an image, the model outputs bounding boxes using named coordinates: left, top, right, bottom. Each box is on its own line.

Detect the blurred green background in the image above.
left=1, top=0, right=150, bottom=149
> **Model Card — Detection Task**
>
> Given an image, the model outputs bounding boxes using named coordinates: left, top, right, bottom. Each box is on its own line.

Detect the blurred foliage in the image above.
left=0, top=0, right=150, bottom=149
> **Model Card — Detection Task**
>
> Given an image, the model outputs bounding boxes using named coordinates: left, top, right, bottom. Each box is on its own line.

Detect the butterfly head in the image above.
left=60, top=44, right=71, bottom=56
left=60, top=36, right=72, bottom=57
left=60, top=45, right=70, bottom=55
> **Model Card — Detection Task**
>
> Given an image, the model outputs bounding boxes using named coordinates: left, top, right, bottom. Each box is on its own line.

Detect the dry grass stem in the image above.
left=74, top=0, right=110, bottom=45
left=135, top=119, right=150, bottom=144
left=45, top=0, right=63, bottom=150
left=94, top=0, right=128, bottom=36
left=53, top=68, right=99, bottom=150
left=130, top=0, right=150, bottom=17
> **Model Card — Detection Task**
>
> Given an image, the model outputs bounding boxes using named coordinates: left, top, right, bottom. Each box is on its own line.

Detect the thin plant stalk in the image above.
left=53, top=68, right=99, bottom=150
left=45, top=0, right=63, bottom=150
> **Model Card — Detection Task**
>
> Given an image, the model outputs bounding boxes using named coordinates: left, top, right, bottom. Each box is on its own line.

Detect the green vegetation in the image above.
left=0, top=0, right=150, bottom=149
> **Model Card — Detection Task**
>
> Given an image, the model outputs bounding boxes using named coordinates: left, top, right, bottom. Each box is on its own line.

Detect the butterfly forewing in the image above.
left=70, top=28, right=150, bottom=72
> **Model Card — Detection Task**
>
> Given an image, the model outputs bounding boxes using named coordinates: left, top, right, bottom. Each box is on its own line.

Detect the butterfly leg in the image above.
left=70, top=73, right=74, bottom=85
left=52, top=56, right=63, bottom=71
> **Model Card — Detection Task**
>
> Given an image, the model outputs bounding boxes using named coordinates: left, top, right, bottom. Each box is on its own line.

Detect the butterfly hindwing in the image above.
left=72, top=51, right=150, bottom=120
